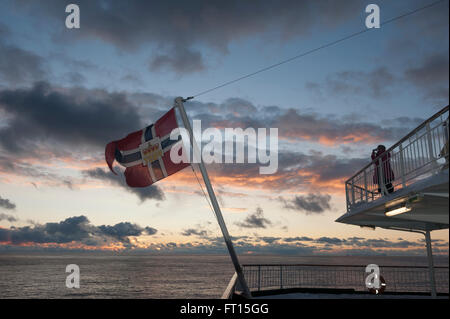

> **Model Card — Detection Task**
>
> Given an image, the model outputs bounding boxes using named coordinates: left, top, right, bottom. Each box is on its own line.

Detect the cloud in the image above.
left=307, top=67, right=397, bottom=99
left=144, top=227, right=158, bottom=235
left=150, top=46, right=205, bottom=74
left=0, top=82, right=142, bottom=155
left=314, top=237, right=343, bottom=245
left=0, top=85, right=426, bottom=194
left=404, top=54, right=449, bottom=103
left=283, top=236, right=314, bottom=242
left=195, top=98, right=414, bottom=145
left=0, top=215, right=157, bottom=248
left=181, top=228, right=209, bottom=237
left=0, top=195, right=16, bottom=210
left=16, top=0, right=361, bottom=74
left=98, top=222, right=157, bottom=243
left=344, top=237, right=423, bottom=249
left=0, top=25, right=47, bottom=84
left=206, top=150, right=368, bottom=192
left=307, top=56, right=449, bottom=106
left=281, top=193, right=332, bottom=214
left=83, top=168, right=165, bottom=202
left=146, top=234, right=447, bottom=256
left=0, top=83, right=417, bottom=156
left=0, top=213, right=17, bottom=222
left=258, top=236, right=281, bottom=244
left=235, top=207, right=272, bottom=229
left=1, top=219, right=447, bottom=255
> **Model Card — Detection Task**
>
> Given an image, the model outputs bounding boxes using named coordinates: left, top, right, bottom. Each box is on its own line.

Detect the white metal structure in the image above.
left=336, top=105, right=449, bottom=297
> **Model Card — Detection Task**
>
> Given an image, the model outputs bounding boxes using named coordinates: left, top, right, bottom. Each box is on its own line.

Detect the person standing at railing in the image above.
left=372, top=145, right=395, bottom=195
left=439, top=117, right=449, bottom=169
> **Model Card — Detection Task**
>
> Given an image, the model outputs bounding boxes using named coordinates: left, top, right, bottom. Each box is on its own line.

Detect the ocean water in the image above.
left=0, top=253, right=448, bottom=298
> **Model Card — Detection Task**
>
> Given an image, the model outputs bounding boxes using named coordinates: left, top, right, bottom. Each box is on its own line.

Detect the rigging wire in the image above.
left=191, top=163, right=215, bottom=214
left=191, top=0, right=446, bottom=99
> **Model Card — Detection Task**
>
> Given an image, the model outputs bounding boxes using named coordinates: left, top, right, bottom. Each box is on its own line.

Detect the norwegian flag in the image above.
left=105, top=107, right=190, bottom=187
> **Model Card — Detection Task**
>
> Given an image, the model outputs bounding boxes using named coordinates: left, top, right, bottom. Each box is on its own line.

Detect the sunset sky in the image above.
left=0, top=0, right=448, bottom=255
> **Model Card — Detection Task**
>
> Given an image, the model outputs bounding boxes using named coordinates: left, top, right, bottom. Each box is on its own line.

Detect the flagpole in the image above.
left=174, top=97, right=252, bottom=298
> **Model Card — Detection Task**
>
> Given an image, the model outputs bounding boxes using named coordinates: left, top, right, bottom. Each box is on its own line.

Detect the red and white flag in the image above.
left=105, top=107, right=189, bottom=187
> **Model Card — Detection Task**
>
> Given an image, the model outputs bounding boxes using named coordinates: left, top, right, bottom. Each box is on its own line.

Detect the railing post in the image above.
left=351, top=179, right=355, bottom=205
left=345, top=182, right=350, bottom=211
left=399, top=144, right=406, bottom=188
left=280, top=265, right=283, bottom=289
left=257, top=265, right=261, bottom=291
left=426, top=122, right=438, bottom=173
left=363, top=170, right=368, bottom=202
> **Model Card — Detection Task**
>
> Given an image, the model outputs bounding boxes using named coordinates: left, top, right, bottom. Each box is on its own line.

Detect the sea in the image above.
left=0, top=253, right=448, bottom=298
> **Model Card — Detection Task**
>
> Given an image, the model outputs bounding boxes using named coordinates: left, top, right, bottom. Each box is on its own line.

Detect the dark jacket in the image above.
left=372, top=150, right=395, bottom=185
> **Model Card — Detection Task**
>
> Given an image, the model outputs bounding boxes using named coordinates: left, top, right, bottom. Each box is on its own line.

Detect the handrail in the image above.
left=243, top=264, right=449, bottom=269
left=346, top=105, right=449, bottom=184
left=221, top=272, right=238, bottom=299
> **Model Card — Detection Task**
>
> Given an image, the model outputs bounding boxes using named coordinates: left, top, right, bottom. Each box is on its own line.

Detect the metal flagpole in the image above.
left=174, top=96, right=252, bottom=298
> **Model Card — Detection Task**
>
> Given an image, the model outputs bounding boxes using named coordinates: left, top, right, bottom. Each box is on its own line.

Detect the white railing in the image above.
left=345, top=105, right=449, bottom=212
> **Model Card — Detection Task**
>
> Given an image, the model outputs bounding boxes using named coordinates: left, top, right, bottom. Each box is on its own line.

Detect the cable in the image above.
left=192, top=0, right=446, bottom=99
left=191, top=163, right=216, bottom=214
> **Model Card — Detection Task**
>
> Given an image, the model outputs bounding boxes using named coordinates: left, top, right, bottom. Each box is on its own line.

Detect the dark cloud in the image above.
left=0, top=27, right=46, bottom=84
left=0, top=213, right=17, bottom=222
left=345, top=237, right=423, bottom=249
left=283, top=236, right=314, bottom=242
left=314, top=237, right=343, bottom=245
left=16, top=0, right=361, bottom=73
left=0, top=82, right=142, bottom=155
left=235, top=207, right=272, bottom=229
left=0, top=215, right=157, bottom=247
left=150, top=46, right=205, bottom=74
left=144, top=226, right=158, bottom=235
left=0, top=45, right=46, bottom=85
left=404, top=54, right=449, bottom=103
left=281, top=193, right=332, bottom=214
left=308, top=55, right=449, bottom=106
left=181, top=228, right=209, bottom=237
left=83, top=168, right=165, bottom=202
left=308, top=67, right=397, bottom=99
left=0, top=195, right=16, bottom=210
left=98, top=222, right=157, bottom=243
left=385, top=0, right=448, bottom=58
